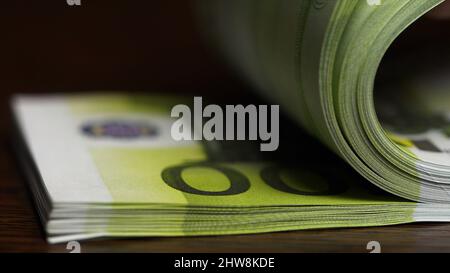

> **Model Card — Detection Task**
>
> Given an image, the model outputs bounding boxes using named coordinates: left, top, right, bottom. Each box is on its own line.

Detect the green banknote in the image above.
left=199, top=0, right=450, bottom=203
left=13, top=0, right=450, bottom=243
left=12, top=94, right=450, bottom=243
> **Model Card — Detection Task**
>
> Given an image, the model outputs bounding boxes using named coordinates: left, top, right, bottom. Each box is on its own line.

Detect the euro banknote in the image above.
left=12, top=94, right=450, bottom=243
left=13, top=0, right=450, bottom=243
left=198, top=0, right=450, bottom=203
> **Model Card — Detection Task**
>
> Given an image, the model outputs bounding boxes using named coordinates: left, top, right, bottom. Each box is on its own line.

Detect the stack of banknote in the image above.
left=12, top=93, right=450, bottom=243
left=13, top=0, right=450, bottom=243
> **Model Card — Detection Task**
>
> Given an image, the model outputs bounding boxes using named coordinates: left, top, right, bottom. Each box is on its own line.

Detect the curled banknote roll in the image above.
left=198, top=0, right=450, bottom=203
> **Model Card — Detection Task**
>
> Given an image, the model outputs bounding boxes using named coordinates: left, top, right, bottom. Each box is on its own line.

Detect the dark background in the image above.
left=0, top=1, right=247, bottom=126
left=0, top=0, right=448, bottom=117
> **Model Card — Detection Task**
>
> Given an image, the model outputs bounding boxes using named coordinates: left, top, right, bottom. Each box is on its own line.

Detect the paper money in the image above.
left=199, top=0, right=450, bottom=202
left=13, top=94, right=450, bottom=243
left=13, top=0, right=450, bottom=243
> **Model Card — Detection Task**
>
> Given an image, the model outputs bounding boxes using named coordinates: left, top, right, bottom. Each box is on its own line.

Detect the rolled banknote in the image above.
left=198, top=0, right=450, bottom=203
